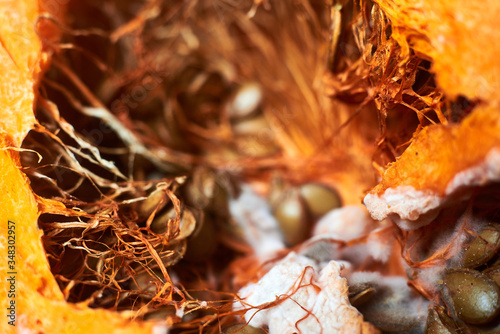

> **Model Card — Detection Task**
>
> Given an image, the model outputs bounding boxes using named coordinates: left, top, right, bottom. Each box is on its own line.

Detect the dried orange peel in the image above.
left=0, top=1, right=154, bottom=333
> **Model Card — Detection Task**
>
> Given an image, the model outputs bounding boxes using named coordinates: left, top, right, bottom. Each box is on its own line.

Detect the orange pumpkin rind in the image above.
left=374, top=0, right=500, bottom=103
left=0, top=1, right=160, bottom=333
left=364, top=105, right=500, bottom=229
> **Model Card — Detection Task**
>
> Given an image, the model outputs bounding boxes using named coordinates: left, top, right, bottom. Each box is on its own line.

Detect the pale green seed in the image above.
left=273, top=190, right=310, bottom=247
left=444, top=269, right=500, bottom=325
left=299, top=183, right=342, bottom=220
left=462, top=224, right=500, bottom=268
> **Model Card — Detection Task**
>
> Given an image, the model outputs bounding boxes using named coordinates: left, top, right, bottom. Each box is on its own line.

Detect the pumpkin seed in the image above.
left=268, top=174, right=288, bottom=209
left=228, top=82, right=262, bottom=119
left=273, top=189, right=311, bottom=247
left=184, top=214, right=217, bottom=262
left=155, top=239, right=187, bottom=267
left=299, top=183, right=342, bottom=220
left=443, top=268, right=500, bottom=325
left=137, top=188, right=167, bottom=220
left=185, top=167, right=217, bottom=209
left=462, top=223, right=500, bottom=268
left=150, top=207, right=197, bottom=240
left=424, top=307, right=456, bottom=334
left=132, top=269, right=163, bottom=294
left=349, top=286, right=376, bottom=307
left=475, top=317, right=500, bottom=333
left=485, top=267, right=500, bottom=287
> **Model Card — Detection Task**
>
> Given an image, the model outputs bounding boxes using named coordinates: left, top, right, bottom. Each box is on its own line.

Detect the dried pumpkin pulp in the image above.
left=2, top=0, right=500, bottom=333
left=0, top=1, right=154, bottom=333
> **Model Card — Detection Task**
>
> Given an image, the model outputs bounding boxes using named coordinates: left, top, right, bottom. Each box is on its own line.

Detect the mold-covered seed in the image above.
left=443, top=269, right=500, bottom=325
left=424, top=307, right=455, bottom=334
left=353, top=279, right=428, bottom=332
left=273, top=189, right=310, bottom=247
left=299, top=183, right=342, bottom=220
left=462, top=223, right=500, bottom=268
left=223, top=324, right=266, bottom=334
left=349, top=287, right=376, bottom=307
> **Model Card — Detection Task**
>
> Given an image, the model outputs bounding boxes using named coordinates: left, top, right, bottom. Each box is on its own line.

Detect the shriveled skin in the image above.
left=375, top=0, right=500, bottom=102
left=365, top=106, right=500, bottom=225
left=0, top=1, right=157, bottom=333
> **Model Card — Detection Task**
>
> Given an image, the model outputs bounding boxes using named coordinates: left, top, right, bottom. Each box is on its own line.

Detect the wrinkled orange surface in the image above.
left=0, top=0, right=40, bottom=146
left=370, top=0, right=500, bottom=198
left=375, top=0, right=500, bottom=103
left=371, top=105, right=500, bottom=195
left=0, top=1, right=154, bottom=333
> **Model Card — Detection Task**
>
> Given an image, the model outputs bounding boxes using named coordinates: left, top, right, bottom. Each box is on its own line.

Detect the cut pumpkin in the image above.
left=2, top=0, right=500, bottom=333
left=0, top=1, right=154, bottom=333
left=365, top=0, right=500, bottom=228
left=374, top=0, right=500, bottom=102
left=364, top=105, right=500, bottom=227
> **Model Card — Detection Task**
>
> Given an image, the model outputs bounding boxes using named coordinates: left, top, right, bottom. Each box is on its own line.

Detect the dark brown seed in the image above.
left=475, top=320, right=500, bottom=334
left=210, top=180, right=230, bottom=217
left=183, top=215, right=217, bottom=263
left=299, top=183, right=342, bottom=220
left=443, top=268, right=500, bottom=325
left=462, top=223, right=500, bottom=268
left=273, top=189, right=311, bottom=247
left=424, top=308, right=456, bottom=334
left=223, top=324, right=266, bottom=334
